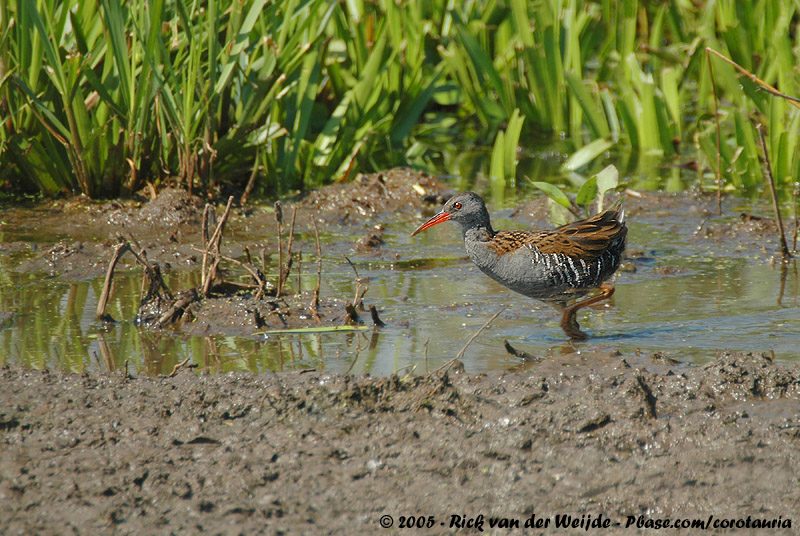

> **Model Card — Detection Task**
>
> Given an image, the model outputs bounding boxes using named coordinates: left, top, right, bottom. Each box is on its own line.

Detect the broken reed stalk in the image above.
left=201, top=196, right=235, bottom=296
left=369, top=305, right=385, bottom=327
left=296, top=251, right=302, bottom=293
left=344, top=301, right=363, bottom=324
left=96, top=239, right=131, bottom=319
left=346, top=334, right=363, bottom=374
left=98, top=234, right=185, bottom=324
left=705, top=49, right=723, bottom=215
left=794, top=184, right=799, bottom=253
left=343, top=256, right=368, bottom=306
left=755, top=123, right=792, bottom=258
left=279, top=206, right=297, bottom=296
left=311, top=218, right=322, bottom=314
left=126, top=234, right=174, bottom=300
left=240, top=147, right=261, bottom=207
left=260, top=246, right=268, bottom=276
left=434, top=307, right=506, bottom=373
left=157, top=289, right=199, bottom=327
left=274, top=201, right=284, bottom=298
left=201, top=204, right=211, bottom=285
left=191, top=246, right=266, bottom=289
left=142, top=263, right=164, bottom=305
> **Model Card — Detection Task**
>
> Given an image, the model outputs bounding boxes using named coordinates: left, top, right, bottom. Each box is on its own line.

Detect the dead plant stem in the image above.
left=756, top=123, right=792, bottom=258
left=706, top=50, right=723, bottom=215
left=434, top=307, right=506, bottom=373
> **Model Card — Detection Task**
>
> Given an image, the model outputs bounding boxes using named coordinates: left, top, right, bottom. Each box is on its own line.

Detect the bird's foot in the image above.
left=560, top=309, right=588, bottom=340
left=558, top=283, right=615, bottom=340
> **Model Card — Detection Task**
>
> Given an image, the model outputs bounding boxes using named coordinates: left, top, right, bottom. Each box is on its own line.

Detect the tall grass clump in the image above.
left=0, top=0, right=453, bottom=197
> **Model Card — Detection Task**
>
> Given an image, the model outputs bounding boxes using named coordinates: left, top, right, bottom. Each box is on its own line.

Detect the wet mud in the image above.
left=2, top=351, right=799, bottom=534
left=2, top=172, right=799, bottom=533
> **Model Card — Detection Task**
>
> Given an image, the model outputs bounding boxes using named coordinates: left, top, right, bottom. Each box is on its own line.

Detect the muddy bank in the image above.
left=2, top=168, right=448, bottom=280
left=2, top=351, right=798, bottom=534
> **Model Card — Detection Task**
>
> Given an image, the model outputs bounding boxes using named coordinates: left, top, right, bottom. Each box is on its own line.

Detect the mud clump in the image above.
left=354, top=225, right=386, bottom=252
left=183, top=292, right=357, bottom=335
left=3, top=351, right=799, bottom=534
left=105, top=187, right=205, bottom=229
left=702, top=212, right=783, bottom=241
left=294, top=167, right=448, bottom=224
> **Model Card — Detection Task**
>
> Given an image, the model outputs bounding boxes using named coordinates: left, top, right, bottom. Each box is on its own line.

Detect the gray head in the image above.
left=410, top=192, right=493, bottom=236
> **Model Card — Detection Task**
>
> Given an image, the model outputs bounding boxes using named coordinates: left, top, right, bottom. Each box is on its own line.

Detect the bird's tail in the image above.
left=606, top=196, right=625, bottom=223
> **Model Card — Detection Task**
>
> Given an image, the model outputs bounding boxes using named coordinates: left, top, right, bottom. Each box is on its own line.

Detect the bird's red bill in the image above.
left=410, top=211, right=450, bottom=236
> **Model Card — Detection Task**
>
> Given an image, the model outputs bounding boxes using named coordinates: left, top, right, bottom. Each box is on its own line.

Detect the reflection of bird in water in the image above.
left=411, top=192, right=627, bottom=339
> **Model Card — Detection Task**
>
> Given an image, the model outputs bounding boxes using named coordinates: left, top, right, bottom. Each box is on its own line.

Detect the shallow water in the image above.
left=1, top=192, right=798, bottom=375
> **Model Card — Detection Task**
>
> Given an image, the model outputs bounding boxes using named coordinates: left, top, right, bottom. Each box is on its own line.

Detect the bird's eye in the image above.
left=453, top=202, right=462, bottom=210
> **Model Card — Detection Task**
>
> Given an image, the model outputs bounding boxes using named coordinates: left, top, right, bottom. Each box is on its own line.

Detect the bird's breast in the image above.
left=465, top=240, right=553, bottom=298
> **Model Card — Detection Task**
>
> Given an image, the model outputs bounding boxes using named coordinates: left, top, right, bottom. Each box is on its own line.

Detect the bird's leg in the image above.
left=559, top=284, right=615, bottom=340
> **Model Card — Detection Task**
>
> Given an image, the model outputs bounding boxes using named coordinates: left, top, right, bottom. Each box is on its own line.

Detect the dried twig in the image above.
left=190, top=246, right=266, bottom=289
left=96, top=239, right=131, bottom=319
left=793, top=183, right=799, bottom=253
left=296, top=251, right=302, bottom=294
left=350, top=280, right=366, bottom=309
left=240, top=148, right=261, bottom=206
left=434, top=307, right=506, bottom=373
left=201, top=204, right=211, bottom=281
left=274, top=201, right=284, bottom=298
left=201, top=196, right=235, bottom=295
left=706, top=48, right=800, bottom=111
left=125, top=234, right=173, bottom=301
left=168, top=357, right=191, bottom=377
left=755, top=123, right=792, bottom=258
left=260, top=246, right=268, bottom=282
left=156, top=289, right=199, bottom=327
left=344, top=256, right=368, bottom=307
left=311, top=218, right=322, bottom=316
left=343, top=255, right=359, bottom=279
left=755, top=85, right=800, bottom=104
left=706, top=49, right=723, bottom=215
left=279, top=206, right=298, bottom=296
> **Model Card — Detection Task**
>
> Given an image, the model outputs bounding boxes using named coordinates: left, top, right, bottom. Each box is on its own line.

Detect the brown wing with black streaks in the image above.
left=487, top=208, right=627, bottom=261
